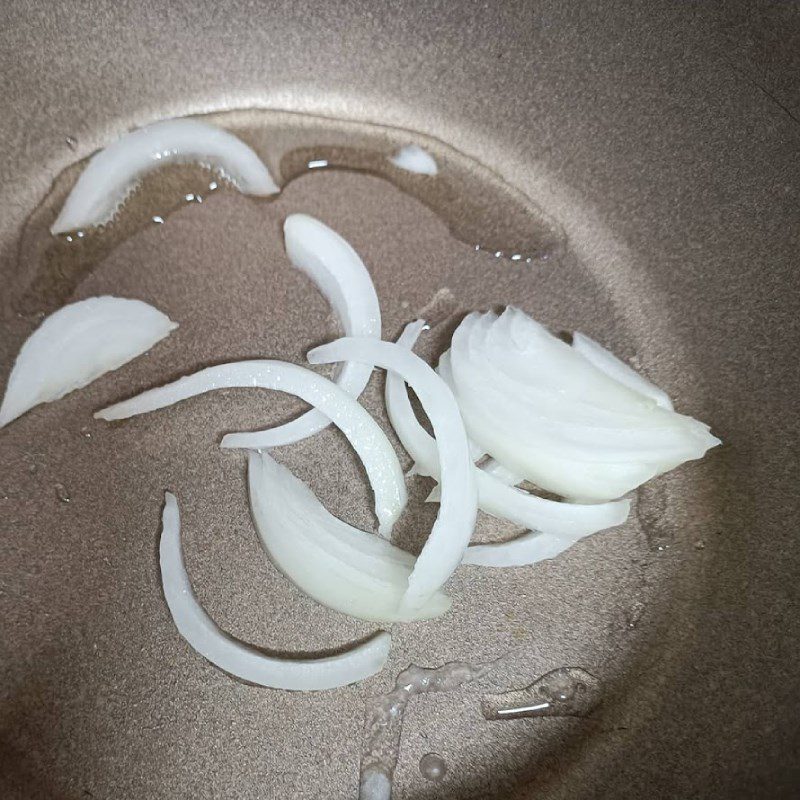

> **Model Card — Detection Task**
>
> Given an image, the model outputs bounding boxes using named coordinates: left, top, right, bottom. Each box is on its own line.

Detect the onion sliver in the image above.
left=389, top=144, right=438, bottom=176
left=386, top=323, right=630, bottom=537
left=447, top=309, right=720, bottom=500
left=456, top=313, right=695, bottom=457
left=52, top=118, right=278, bottom=233
left=95, top=361, right=405, bottom=536
left=159, top=492, right=391, bottom=690
left=226, top=214, right=381, bottom=449
left=308, top=330, right=477, bottom=611
left=571, top=332, right=673, bottom=410
left=424, top=457, right=521, bottom=503
left=248, top=452, right=450, bottom=622
left=462, top=530, right=587, bottom=568
left=0, top=296, right=177, bottom=428
left=438, top=352, right=522, bottom=487
left=480, top=458, right=523, bottom=486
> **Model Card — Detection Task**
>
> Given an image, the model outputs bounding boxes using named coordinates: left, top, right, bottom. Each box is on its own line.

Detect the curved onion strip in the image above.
left=462, top=530, right=585, bottom=568
left=480, top=458, right=523, bottom=485
left=446, top=318, right=667, bottom=497
left=425, top=355, right=520, bottom=501
left=425, top=457, right=520, bottom=503
left=446, top=309, right=720, bottom=500
left=95, top=361, right=405, bottom=536
left=456, top=312, right=697, bottom=456
left=490, top=310, right=697, bottom=431
left=159, top=492, right=391, bottom=690
left=439, top=352, right=522, bottom=487
left=486, top=309, right=660, bottom=416
left=308, top=331, right=477, bottom=611
left=385, top=324, right=630, bottom=537
left=226, top=214, right=381, bottom=449
left=248, top=452, right=450, bottom=622
left=571, top=332, right=673, bottom=410
left=424, top=455, right=519, bottom=503
left=0, top=296, right=177, bottom=428
left=52, top=118, right=278, bottom=233
left=389, top=144, right=438, bottom=176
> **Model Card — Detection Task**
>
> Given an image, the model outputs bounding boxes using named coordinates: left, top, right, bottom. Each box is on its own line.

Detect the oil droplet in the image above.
left=360, top=661, right=492, bottom=800
left=11, top=159, right=220, bottom=314
left=152, top=215, right=164, bottom=224
left=13, top=109, right=564, bottom=316
left=65, top=136, right=78, bottom=150
left=279, top=139, right=562, bottom=261
left=419, top=753, right=447, bottom=782
left=54, top=483, right=71, bottom=503
left=694, top=540, right=705, bottom=550
left=481, top=667, right=601, bottom=720
left=80, top=426, right=92, bottom=439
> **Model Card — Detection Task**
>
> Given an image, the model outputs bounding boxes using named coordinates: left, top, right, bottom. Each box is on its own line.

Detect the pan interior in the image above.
left=0, top=109, right=718, bottom=800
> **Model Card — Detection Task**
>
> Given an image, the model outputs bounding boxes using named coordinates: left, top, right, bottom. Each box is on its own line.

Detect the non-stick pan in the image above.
left=1, top=3, right=798, bottom=798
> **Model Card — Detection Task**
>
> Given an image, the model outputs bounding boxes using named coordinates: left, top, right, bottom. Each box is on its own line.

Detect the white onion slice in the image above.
left=248, top=452, right=450, bottom=622
left=438, top=352, right=522, bottom=488
left=95, top=361, right=405, bottom=536
left=571, top=332, right=673, bottom=410
left=456, top=313, right=693, bottom=457
left=424, top=456, right=521, bottom=503
left=462, top=530, right=589, bottom=568
left=52, top=118, right=278, bottom=233
left=0, top=296, right=177, bottom=428
left=386, top=323, right=630, bottom=537
left=227, top=214, right=381, bottom=449
left=308, top=331, right=477, bottom=611
left=424, top=455, right=520, bottom=503
left=447, top=308, right=720, bottom=500
left=160, top=492, right=391, bottom=690
left=480, top=458, right=523, bottom=485
left=388, top=145, right=438, bottom=176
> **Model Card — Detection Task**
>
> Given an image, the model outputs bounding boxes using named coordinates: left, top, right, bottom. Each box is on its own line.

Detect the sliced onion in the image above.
left=386, top=323, right=631, bottom=537
left=480, top=458, right=523, bottom=485
left=388, top=145, right=438, bottom=176
left=462, top=530, right=587, bottom=568
left=307, top=330, right=477, bottom=611
left=159, top=492, right=391, bottom=690
left=438, top=351, right=522, bottom=488
left=95, top=361, right=406, bottom=536
left=0, top=296, right=177, bottom=428
left=425, top=454, right=520, bottom=503
left=571, top=332, right=673, bottom=410
left=248, top=452, right=450, bottom=622
left=424, top=456, right=520, bottom=503
left=456, top=313, right=693, bottom=456
left=52, top=118, right=279, bottom=233
left=226, top=214, right=381, bottom=449
left=446, top=308, right=720, bottom=501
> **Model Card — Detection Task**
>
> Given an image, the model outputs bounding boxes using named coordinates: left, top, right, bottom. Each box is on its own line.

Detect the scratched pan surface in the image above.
left=0, top=3, right=798, bottom=799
